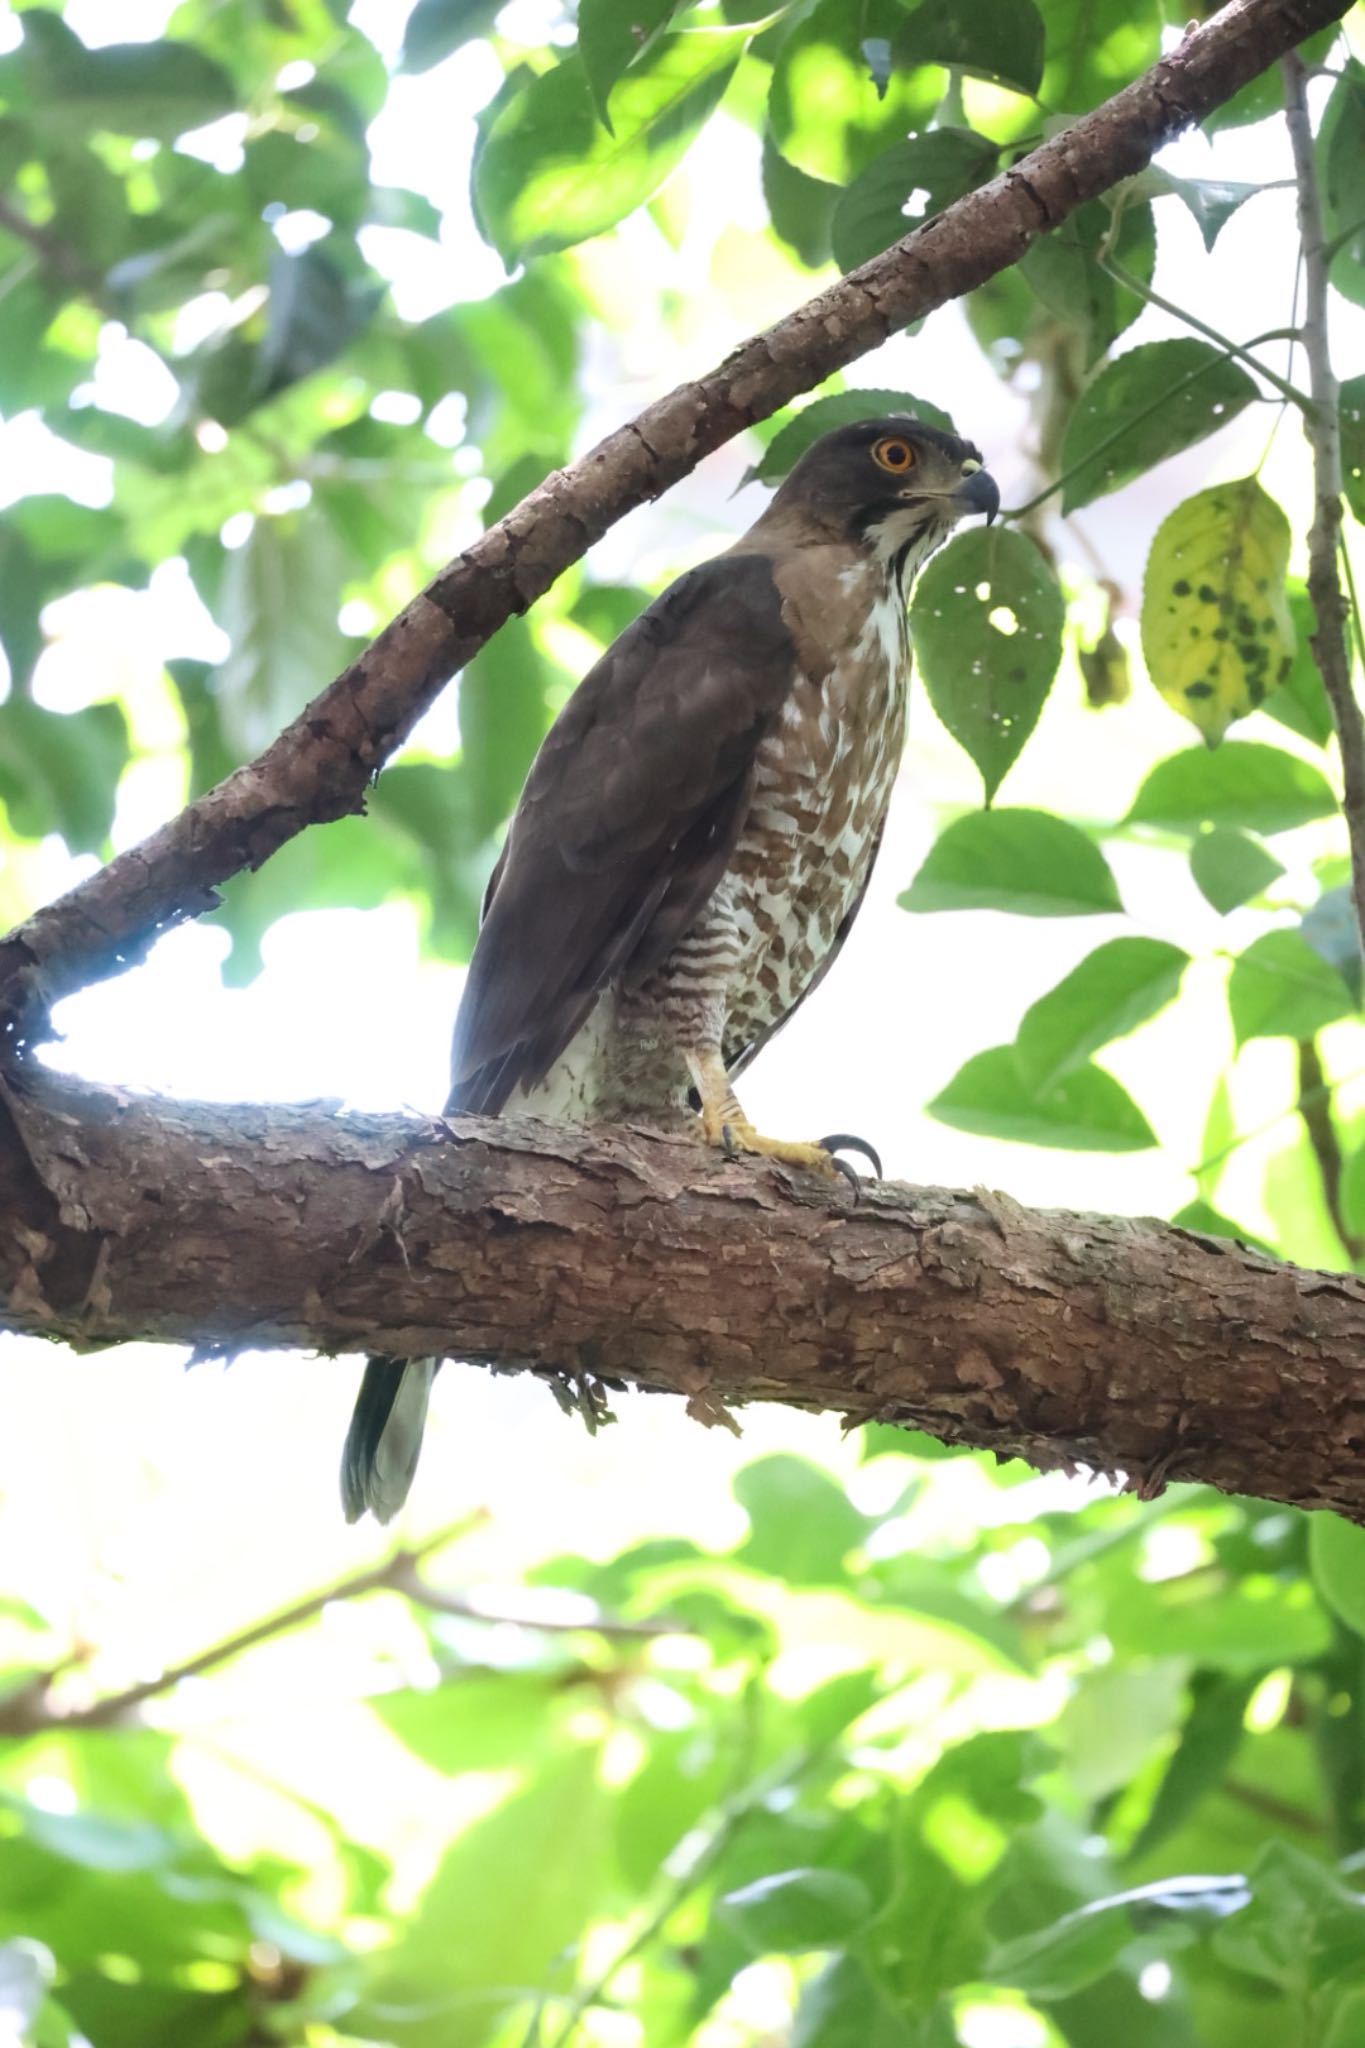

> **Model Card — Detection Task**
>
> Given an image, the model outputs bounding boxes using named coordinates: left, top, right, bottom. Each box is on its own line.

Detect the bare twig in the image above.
left=0, top=1514, right=488, bottom=1734
left=1283, top=48, right=1365, bottom=955
left=0, top=195, right=107, bottom=301
left=1297, top=1038, right=1365, bottom=1265
left=390, top=1561, right=685, bottom=1641
left=1099, top=253, right=1315, bottom=410
left=0, top=1506, right=691, bottom=1736
left=0, top=0, right=1351, bottom=1048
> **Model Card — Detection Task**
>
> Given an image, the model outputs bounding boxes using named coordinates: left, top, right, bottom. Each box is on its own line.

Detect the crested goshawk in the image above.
left=342, top=415, right=999, bottom=1521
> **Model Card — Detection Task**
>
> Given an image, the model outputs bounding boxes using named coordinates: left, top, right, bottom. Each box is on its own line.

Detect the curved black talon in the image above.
left=721, top=1121, right=740, bottom=1160
left=818, top=1133, right=883, bottom=1180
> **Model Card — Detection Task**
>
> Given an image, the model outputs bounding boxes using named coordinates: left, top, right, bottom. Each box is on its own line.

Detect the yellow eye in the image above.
left=873, top=437, right=916, bottom=474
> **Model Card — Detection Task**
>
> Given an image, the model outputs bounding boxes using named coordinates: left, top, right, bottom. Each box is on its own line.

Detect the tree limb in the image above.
left=1282, top=47, right=1365, bottom=953
left=0, top=0, right=1348, bottom=1048
left=5, top=1073, right=1365, bottom=1522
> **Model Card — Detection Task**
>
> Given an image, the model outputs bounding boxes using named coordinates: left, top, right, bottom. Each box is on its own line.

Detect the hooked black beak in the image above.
left=955, top=467, right=1000, bottom=524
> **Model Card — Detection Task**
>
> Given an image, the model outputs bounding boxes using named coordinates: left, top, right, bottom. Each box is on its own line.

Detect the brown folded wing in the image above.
left=446, top=551, right=798, bottom=1115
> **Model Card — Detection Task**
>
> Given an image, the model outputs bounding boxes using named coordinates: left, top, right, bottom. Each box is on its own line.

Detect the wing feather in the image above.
left=447, top=551, right=796, bottom=1115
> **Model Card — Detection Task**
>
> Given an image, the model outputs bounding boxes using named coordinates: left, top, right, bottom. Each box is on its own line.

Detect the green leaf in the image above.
left=1226, top=930, right=1355, bottom=1046
left=473, top=32, right=747, bottom=264
left=1310, top=1513, right=1365, bottom=1640
left=1041, top=0, right=1162, bottom=114
left=358, top=1745, right=613, bottom=2043
left=368, top=764, right=487, bottom=961
left=1127, top=1672, right=1256, bottom=1861
left=458, top=617, right=556, bottom=841
left=1341, top=374, right=1365, bottom=525
left=1325, top=1987, right=1365, bottom=2048
left=1152, top=170, right=1268, bottom=251
left=211, top=514, right=354, bottom=758
left=986, top=1898, right=1133, bottom=2001
left=900, top=809, right=1122, bottom=917
left=1213, top=1843, right=1365, bottom=1993
left=1014, top=937, right=1188, bottom=1093
left=1059, top=341, right=1257, bottom=513
left=1141, top=479, right=1296, bottom=744
left=733, top=1455, right=869, bottom=1585
left=401, top=0, right=502, bottom=70
left=910, top=528, right=1065, bottom=802
left=718, top=1869, right=873, bottom=1955
left=767, top=0, right=944, bottom=185
left=5, top=1797, right=175, bottom=1874
left=1126, top=742, right=1338, bottom=837
left=830, top=129, right=999, bottom=274
left=927, top=1046, right=1156, bottom=1151
left=990, top=1876, right=1246, bottom=2002
left=256, top=246, right=385, bottom=403
left=898, top=0, right=1045, bottom=94
left=745, top=388, right=954, bottom=485
left=761, top=134, right=839, bottom=269
left=1321, top=61, right=1365, bottom=312
left=1189, top=827, right=1285, bottom=914
left=1020, top=198, right=1153, bottom=368
left=2, top=11, right=237, bottom=141
left=791, top=1954, right=918, bottom=2048
left=579, top=0, right=681, bottom=122
left=1263, top=581, right=1335, bottom=749
left=0, top=698, right=129, bottom=853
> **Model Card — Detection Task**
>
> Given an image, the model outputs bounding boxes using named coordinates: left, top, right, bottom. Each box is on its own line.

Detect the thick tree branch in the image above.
left=4, top=1074, right=1365, bottom=1523
left=1282, top=47, right=1365, bottom=953
left=0, top=0, right=1349, bottom=1048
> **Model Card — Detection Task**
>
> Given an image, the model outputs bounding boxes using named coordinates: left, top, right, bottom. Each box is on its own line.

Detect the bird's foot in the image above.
left=700, top=1106, right=881, bottom=1192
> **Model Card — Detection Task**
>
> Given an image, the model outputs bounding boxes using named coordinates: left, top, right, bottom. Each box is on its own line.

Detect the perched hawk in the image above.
left=342, top=416, right=998, bottom=1521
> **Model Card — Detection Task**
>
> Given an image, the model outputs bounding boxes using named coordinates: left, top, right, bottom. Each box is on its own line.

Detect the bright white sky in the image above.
left=1, top=0, right=1363, bottom=1726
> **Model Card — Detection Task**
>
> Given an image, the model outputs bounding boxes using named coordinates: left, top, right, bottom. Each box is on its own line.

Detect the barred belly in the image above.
left=521, top=571, right=909, bottom=1128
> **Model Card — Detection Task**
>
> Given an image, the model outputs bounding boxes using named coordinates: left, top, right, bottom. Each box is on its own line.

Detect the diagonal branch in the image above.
left=0, top=0, right=1350, bottom=1049
left=1282, top=47, right=1365, bottom=954
left=5, top=1073, right=1365, bottom=1523
left=0, top=1515, right=479, bottom=1735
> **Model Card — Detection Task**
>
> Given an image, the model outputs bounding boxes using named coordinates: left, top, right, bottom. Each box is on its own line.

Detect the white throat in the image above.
left=867, top=504, right=955, bottom=604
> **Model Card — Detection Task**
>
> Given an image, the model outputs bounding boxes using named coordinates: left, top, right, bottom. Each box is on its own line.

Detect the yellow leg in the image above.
left=685, top=1048, right=877, bottom=1183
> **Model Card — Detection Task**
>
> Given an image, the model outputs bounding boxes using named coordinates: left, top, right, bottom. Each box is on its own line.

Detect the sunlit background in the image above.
left=3, top=0, right=1365, bottom=2042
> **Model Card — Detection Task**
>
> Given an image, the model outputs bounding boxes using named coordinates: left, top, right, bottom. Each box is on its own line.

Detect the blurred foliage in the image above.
left=1, top=0, right=1365, bottom=2043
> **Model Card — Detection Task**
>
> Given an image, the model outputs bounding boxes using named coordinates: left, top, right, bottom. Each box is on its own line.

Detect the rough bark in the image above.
left=5, top=1073, right=1365, bottom=1523
left=0, top=0, right=1348, bottom=1048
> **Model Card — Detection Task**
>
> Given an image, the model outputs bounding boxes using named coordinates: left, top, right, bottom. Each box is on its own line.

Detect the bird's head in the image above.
left=765, top=414, right=999, bottom=595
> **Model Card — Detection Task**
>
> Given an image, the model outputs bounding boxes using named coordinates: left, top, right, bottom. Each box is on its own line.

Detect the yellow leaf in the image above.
left=1140, top=479, right=1295, bottom=746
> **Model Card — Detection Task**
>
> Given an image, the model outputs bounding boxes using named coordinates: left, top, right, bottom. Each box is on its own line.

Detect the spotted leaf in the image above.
left=1140, top=479, right=1295, bottom=746
left=910, top=527, right=1065, bottom=803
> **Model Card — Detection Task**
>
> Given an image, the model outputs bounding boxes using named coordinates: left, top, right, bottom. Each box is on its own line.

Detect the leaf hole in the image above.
left=988, top=606, right=1019, bottom=637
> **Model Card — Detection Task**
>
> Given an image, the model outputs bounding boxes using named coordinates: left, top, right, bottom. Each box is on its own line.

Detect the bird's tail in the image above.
left=340, top=1356, right=440, bottom=1523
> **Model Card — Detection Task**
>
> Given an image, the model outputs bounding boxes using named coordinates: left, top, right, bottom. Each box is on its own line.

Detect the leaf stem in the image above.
left=1100, top=252, right=1316, bottom=413
left=1283, top=47, right=1365, bottom=960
